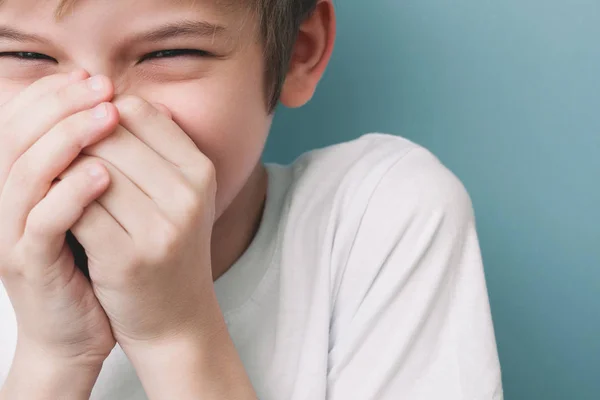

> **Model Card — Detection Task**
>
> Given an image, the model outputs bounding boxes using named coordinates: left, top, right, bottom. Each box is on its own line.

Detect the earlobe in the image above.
left=279, top=75, right=317, bottom=109
left=280, top=0, right=336, bottom=109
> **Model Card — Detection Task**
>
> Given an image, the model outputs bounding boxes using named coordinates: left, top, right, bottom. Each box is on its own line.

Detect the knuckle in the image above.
left=194, top=158, right=217, bottom=194
left=202, top=159, right=217, bottom=183
left=41, top=91, right=68, bottom=120
left=50, top=85, right=72, bottom=110
left=26, top=74, right=67, bottom=99
left=176, top=183, right=202, bottom=218
left=144, top=220, right=181, bottom=262
left=37, top=73, right=68, bottom=88
left=46, top=76, right=86, bottom=111
left=3, top=241, right=38, bottom=280
left=57, top=118, right=88, bottom=153
left=0, top=74, right=67, bottom=125
left=24, top=209, right=52, bottom=241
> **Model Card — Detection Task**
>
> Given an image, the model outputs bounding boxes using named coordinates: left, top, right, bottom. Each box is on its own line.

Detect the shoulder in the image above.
left=290, top=133, right=419, bottom=182
left=313, top=137, right=500, bottom=400
left=323, top=135, right=484, bottom=342
left=356, top=134, right=475, bottom=230
left=286, top=133, right=474, bottom=230
left=278, top=133, right=478, bottom=291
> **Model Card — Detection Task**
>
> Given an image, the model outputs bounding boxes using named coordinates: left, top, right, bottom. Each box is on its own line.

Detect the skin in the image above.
left=0, top=0, right=335, bottom=398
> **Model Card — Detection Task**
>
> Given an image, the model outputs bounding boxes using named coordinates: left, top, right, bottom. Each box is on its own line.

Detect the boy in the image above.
left=0, top=0, right=503, bottom=398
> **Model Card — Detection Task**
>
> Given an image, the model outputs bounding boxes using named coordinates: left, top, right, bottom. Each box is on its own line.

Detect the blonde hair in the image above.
left=0, top=0, right=80, bottom=17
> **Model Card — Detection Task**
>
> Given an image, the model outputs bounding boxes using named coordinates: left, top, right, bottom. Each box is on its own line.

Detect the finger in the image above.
left=0, top=71, right=82, bottom=124
left=0, top=73, right=75, bottom=182
left=0, top=103, right=119, bottom=240
left=151, top=102, right=173, bottom=119
left=20, top=162, right=110, bottom=267
left=0, top=73, right=114, bottom=189
left=70, top=200, right=131, bottom=275
left=113, top=96, right=214, bottom=221
left=60, top=155, right=158, bottom=240
left=113, top=96, right=205, bottom=170
left=83, top=124, right=193, bottom=223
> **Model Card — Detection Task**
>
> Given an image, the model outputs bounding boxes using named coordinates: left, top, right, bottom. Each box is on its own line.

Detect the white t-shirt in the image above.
left=0, top=133, right=503, bottom=399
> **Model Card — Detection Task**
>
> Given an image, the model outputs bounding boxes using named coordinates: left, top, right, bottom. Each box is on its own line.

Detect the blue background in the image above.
left=264, top=1, right=600, bottom=399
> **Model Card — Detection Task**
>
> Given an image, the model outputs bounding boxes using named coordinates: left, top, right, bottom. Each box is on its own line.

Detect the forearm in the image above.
left=1, top=351, right=101, bottom=400
left=125, top=299, right=257, bottom=400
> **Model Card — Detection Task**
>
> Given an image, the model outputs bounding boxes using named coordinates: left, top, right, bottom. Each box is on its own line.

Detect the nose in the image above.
left=67, top=62, right=131, bottom=96
left=66, top=64, right=172, bottom=119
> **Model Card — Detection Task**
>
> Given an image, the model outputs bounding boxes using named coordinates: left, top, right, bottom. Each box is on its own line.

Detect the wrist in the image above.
left=123, top=298, right=256, bottom=399
left=1, top=346, right=103, bottom=400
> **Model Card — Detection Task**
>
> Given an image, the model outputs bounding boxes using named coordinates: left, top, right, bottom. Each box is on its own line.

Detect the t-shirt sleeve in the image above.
left=327, top=147, right=503, bottom=399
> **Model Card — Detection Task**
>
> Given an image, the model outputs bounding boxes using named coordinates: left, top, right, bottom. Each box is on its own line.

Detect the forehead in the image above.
left=0, top=0, right=261, bottom=52
left=0, top=0, right=257, bottom=39
left=0, top=0, right=245, bottom=18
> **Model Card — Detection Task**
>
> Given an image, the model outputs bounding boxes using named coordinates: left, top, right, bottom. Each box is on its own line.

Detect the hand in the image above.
left=68, top=95, right=219, bottom=349
left=0, top=71, right=120, bottom=396
left=67, top=95, right=258, bottom=399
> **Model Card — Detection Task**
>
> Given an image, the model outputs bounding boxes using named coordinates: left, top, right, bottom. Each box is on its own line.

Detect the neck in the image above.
left=210, top=162, right=268, bottom=282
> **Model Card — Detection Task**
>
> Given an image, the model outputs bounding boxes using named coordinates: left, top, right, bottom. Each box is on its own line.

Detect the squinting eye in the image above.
left=138, top=49, right=211, bottom=63
left=0, top=51, right=56, bottom=62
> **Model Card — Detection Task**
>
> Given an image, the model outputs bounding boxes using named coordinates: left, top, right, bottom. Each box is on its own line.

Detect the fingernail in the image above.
left=87, top=76, right=104, bottom=91
left=91, top=103, right=108, bottom=119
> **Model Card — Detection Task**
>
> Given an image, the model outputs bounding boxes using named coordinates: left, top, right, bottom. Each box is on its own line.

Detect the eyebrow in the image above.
left=0, top=20, right=228, bottom=46
left=0, top=26, right=48, bottom=44
left=128, top=20, right=228, bottom=44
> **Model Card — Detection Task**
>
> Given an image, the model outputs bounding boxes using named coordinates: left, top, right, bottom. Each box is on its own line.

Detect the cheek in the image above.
left=159, top=85, right=271, bottom=218
left=0, top=81, right=29, bottom=107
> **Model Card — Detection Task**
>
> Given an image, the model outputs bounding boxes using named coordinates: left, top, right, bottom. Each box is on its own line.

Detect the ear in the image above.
left=279, top=0, right=336, bottom=108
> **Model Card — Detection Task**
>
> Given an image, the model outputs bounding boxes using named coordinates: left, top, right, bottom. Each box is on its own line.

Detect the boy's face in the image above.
left=0, top=0, right=271, bottom=219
